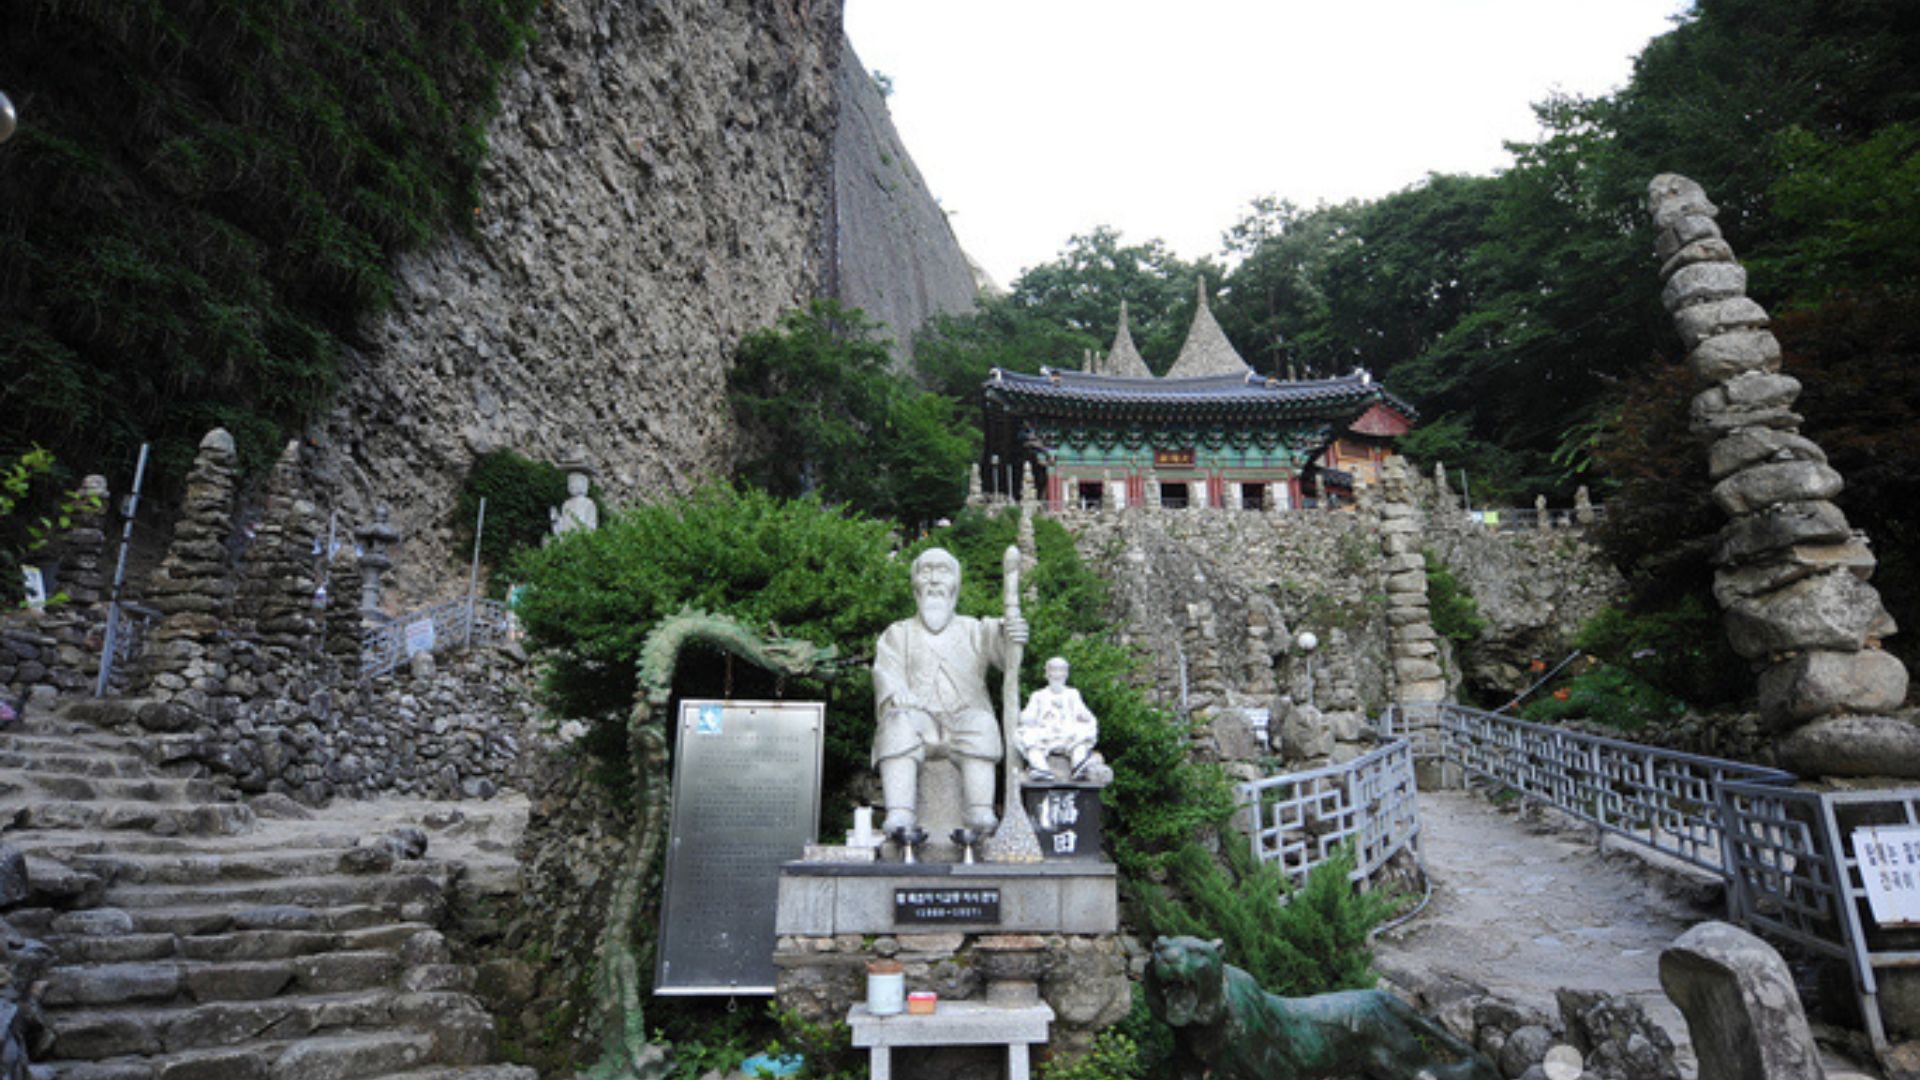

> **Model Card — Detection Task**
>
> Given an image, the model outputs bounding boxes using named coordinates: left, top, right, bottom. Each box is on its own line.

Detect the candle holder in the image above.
left=889, top=825, right=928, bottom=864
left=951, top=827, right=982, bottom=865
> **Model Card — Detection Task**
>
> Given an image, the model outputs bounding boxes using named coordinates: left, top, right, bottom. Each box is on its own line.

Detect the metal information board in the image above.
left=656, top=699, right=823, bottom=995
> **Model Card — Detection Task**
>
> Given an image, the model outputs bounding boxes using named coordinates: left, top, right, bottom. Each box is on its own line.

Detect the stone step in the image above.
left=14, top=898, right=429, bottom=940
left=0, top=750, right=151, bottom=778
left=364, top=1060, right=541, bottom=1068
left=42, top=988, right=405, bottom=1059
left=0, top=769, right=223, bottom=804
left=34, top=845, right=425, bottom=886
left=0, top=730, right=144, bottom=757
left=3, top=829, right=362, bottom=859
left=48, top=922, right=438, bottom=966
left=40, top=1027, right=439, bottom=1078
left=42, top=951, right=408, bottom=1009
left=15, top=800, right=256, bottom=837
left=98, top=871, right=451, bottom=912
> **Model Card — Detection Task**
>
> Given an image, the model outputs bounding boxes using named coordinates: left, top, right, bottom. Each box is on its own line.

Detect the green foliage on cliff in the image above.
left=453, top=450, right=573, bottom=580
left=732, top=300, right=973, bottom=529
left=1423, top=551, right=1486, bottom=646
left=0, top=0, right=539, bottom=481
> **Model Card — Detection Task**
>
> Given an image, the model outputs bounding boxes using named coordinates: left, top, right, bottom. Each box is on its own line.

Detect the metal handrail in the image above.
left=360, top=595, right=510, bottom=678
left=1238, top=738, right=1421, bottom=889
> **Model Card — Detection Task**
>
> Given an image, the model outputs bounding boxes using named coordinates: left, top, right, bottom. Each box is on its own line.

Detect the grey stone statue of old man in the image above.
left=872, top=547, right=1027, bottom=836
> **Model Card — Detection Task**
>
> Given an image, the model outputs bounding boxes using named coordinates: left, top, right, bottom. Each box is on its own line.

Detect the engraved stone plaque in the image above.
left=656, top=699, right=823, bottom=995
left=894, top=886, right=1001, bottom=925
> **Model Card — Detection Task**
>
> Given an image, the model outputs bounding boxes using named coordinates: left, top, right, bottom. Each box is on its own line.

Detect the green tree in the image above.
left=731, top=300, right=972, bottom=528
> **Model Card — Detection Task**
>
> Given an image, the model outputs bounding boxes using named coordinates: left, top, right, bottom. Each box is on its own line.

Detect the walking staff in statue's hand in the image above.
left=871, top=548, right=1027, bottom=836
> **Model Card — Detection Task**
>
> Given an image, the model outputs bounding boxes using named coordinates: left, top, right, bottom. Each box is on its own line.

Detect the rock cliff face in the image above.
left=824, top=37, right=982, bottom=361
left=308, top=1, right=974, bottom=602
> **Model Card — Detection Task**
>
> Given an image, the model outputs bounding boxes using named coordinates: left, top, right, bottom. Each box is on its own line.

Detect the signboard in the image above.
left=1855, top=825, right=1920, bottom=926
left=403, top=618, right=436, bottom=656
left=1153, top=447, right=1196, bottom=467
left=656, top=699, right=823, bottom=995
left=1022, top=783, right=1103, bottom=860
left=894, top=887, right=1001, bottom=925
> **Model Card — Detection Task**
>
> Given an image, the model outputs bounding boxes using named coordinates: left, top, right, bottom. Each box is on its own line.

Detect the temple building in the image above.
left=980, top=283, right=1415, bottom=510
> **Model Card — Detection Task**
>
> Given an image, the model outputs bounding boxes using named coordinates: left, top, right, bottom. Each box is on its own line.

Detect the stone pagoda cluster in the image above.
left=1647, top=174, right=1912, bottom=775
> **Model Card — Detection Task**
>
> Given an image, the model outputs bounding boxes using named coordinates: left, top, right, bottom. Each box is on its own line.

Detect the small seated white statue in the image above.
left=1016, top=657, right=1104, bottom=782
left=550, top=453, right=598, bottom=537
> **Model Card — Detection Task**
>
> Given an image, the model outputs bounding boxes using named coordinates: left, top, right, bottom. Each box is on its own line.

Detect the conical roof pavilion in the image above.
left=1163, top=278, right=1251, bottom=379
left=1090, top=300, right=1153, bottom=378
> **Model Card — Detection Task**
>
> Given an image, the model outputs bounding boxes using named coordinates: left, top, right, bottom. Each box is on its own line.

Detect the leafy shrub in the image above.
left=1575, top=599, right=1747, bottom=708
left=1423, top=550, right=1485, bottom=645
left=1039, top=1030, right=1141, bottom=1080
left=0, top=447, right=99, bottom=608
left=1136, top=844, right=1391, bottom=999
left=453, top=450, right=572, bottom=582
left=1518, top=663, right=1686, bottom=732
left=509, top=485, right=907, bottom=798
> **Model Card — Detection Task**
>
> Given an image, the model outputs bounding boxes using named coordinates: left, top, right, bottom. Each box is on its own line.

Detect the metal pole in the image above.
left=464, top=497, right=485, bottom=649
left=95, top=443, right=149, bottom=697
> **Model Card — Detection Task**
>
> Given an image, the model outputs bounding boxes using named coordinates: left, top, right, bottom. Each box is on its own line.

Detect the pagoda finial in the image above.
left=1100, top=298, right=1152, bottom=378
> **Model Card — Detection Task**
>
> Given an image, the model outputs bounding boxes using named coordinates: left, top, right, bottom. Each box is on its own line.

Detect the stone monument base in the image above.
left=773, top=862, right=1130, bottom=1065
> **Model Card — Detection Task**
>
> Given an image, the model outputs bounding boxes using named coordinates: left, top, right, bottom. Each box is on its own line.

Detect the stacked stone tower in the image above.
left=143, top=429, right=240, bottom=703
left=1378, top=457, right=1447, bottom=705
left=1647, top=174, right=1912, bottom=776
left=231, top=441, right=323, bottom=667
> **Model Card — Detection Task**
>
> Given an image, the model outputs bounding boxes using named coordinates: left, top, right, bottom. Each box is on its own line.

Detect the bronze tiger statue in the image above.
left=1145, top=936, right=1498, bottom=1080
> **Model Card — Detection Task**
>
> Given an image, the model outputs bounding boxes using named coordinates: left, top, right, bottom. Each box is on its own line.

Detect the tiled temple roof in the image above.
left=984, top=368, right=1416, bottom=425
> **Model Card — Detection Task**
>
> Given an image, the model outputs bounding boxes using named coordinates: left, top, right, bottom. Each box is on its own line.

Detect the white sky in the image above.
left=845, top=0, right=1691, bottom=287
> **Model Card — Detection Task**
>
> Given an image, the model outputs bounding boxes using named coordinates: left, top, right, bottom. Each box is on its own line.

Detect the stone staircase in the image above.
left=0, top=704, right=534, bottom=1079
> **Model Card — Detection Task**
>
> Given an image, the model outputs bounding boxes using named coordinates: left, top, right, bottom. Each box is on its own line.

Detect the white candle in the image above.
left=852, top=806, right=874, bottom=847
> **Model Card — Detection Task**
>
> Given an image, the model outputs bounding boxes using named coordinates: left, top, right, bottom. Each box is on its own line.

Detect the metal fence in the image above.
left=1428, top=705, right=1792, bottom=874
left=1237, top=737, right=1422, bottom=888
left=361, top=595, right=510, bottom=678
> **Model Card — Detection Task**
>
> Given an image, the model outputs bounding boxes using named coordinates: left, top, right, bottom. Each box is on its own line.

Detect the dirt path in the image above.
left=1374, top=788, right=1704, bottom=1073
left=1372, top=787, right=1883, bottom=1078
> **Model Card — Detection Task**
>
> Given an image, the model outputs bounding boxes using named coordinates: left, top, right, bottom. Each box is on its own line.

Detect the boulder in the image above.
left=1654, top=213, right=1723, bottom=263
left=1555, top=988, right=1679, bottom=1080
left=1707, top=427, right=1822, bottom=481
left=1724, top=570, right=1893, bottom=658
left=1660, top=236, right=1736, bottom=280
left=1711, top=461, right=1842, bottom=516
left=1277, top=703, right=1334, bottom=761
left=1673, top=297, right=1768, bottom=349
left=1777, top=714, right=1920, bottom=779
left=1711, top=540, right=1876, bottom=606
left=1661, top=261, right=1747, bottom=313
left=1658, top=921, right=1822, bottom=1080
left=1757, top=649, right=1909, bottom=727
left=1714, top=501, right=1853, bottom=565
left=1689, top=328, right=1782, bottom=383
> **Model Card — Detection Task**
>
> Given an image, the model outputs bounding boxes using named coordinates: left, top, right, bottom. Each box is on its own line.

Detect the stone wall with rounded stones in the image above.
left=1058, top=506, right=1396, bottom=778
